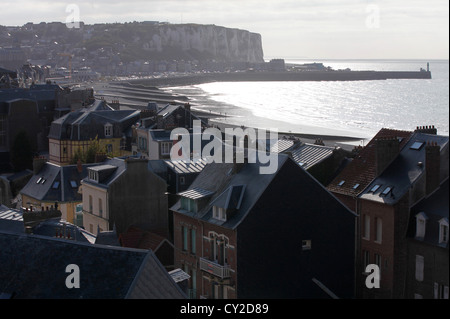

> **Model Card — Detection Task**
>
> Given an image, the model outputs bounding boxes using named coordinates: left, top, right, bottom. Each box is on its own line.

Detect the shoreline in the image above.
left=91, top=80, right=368, bottom=151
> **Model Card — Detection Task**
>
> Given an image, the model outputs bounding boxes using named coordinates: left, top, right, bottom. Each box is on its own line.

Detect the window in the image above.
left=98, top=198, right=103, bottom=217
left=363, top=215, right=370, bottom=240
left=88, top=169, right=98, bottom=182
left=410, top=142, right=424, bottom=150
left=439, top=218, right=449, bottom=244
left=182, top=226, right=188, bottom=251
left=106, top=144, right=113, bottom=154
left=89, top=195, right=93, bottom=213
left=161, top=142, right=172, bottom=155
left=104, top=124, right=113, bottom=137
left=213, top=206, right=226, bottom=221
left=415, top=212, right=428, bottom=238
left=415, top=255, right=424, bottom=282
left=434, top=283, right=449, bottom=299
left=52, top=181, right=60, bottom=189
left=375, top=217, right=382, bottom=243
left=191, top=228, right=196, bottom=255
left=180, top=176, right=186, bottom=185
left=70, top=180, right=77, bottom=188
left=302, top=240, right=312, bottom=251
left=381, top=186, right=392, bottom=196
left=370, top=184, right=381, bottom=193
left=363, top=250, right=370, bottom=269
left=374, top=254, right=382, bottom=276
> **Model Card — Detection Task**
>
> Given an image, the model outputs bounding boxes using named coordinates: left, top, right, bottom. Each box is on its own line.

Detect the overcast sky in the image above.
left=1, top=0, right=448, bottom=59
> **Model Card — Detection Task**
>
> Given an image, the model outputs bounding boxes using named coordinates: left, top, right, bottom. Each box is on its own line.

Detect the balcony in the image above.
left=199, top=257, right=231, bottom=279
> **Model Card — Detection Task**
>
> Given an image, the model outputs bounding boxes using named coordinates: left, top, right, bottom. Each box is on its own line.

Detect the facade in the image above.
left=81, top=157, right=169, bottom=237
left=328, top=126, right=449, bottom=299
left=135, top=103, right=207, bottom=160
left=48, top=99, right=140, bottom=165
left=172, top=154, right=356, bottom=299
left=405, top=179, right=449, bottom=299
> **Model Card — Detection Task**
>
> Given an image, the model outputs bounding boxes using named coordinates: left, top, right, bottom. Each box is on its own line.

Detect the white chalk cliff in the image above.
left=141, top=24, right=264, bottom=63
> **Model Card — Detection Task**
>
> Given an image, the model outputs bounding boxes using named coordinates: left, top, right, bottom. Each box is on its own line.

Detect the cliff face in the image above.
left=141, top=24, right=264, bottom=63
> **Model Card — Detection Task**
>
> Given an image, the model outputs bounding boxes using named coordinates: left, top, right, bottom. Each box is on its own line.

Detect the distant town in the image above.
left=0, top=21, right=447, bottom=301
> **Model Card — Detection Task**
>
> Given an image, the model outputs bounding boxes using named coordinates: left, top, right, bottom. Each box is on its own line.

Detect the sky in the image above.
left=1, top=0, right=448, bottom=59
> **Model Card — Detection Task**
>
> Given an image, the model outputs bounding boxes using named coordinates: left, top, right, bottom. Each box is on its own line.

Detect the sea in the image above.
left=163, top=59, right=449, bottom=142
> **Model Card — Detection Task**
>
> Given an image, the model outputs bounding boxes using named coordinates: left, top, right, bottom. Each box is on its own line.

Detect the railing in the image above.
left=199, top=257, right=231, bottom=279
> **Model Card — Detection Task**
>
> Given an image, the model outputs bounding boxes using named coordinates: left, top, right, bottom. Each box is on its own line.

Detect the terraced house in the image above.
left=172, top=153, right=356, bottom=299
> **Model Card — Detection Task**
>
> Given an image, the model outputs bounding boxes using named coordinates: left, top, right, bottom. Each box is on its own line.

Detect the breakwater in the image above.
left=127, top=70, right=432, bottom=87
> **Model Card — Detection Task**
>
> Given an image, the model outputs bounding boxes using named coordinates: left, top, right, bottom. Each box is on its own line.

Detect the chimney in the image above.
left=375, top=137, right=400, bottom=175
left=33, top=156, right=47, bottom=174
left=184, top=103, right=191, bottom=112
left=425, top=141, right=441, bottom=195
left=110, top=99, right=120, bottom=110
left=77, top=158, right=83, bottom=173
left=415, top=125, right=437, bottom=135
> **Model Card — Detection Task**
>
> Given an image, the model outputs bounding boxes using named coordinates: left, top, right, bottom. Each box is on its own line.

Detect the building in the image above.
left=48, top=99, right=141, bottom=165
left=19, top=157, right=96, bottom=226
left=405, top=179, right=448, bottom=299
left=171, top=154, right=356, bottom=299
left=135, top=102, right=207, bottom=160
left=0, top=229, right=186, bottom=299
left=328, top=126, right=449, bottom=299
left=81, top=157, right=169, bottom=237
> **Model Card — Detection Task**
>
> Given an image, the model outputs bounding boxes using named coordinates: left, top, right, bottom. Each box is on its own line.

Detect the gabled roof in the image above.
left=327, top=128, right=414, bottom=197
left=358, top=132, right=449, bottom=205
left=0, top=230, right=186, bottom=299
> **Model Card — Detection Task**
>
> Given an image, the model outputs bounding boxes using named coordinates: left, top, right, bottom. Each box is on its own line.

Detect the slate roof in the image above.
left=327, top=128, right=414, bottom=196
left=0, top=230, right=186, bottom=299
left=290, top=143, right=336, bottom=170
left=407, top=179, right=449, bottom=249
left=172, top=154, right=289, bottom=229
left=82, top=157, right=127, bottom=188
left=358, top=132, right=449, bottom=205
left=20, top=162, right=98, bottom=203
left=165, top=158, right=208, bottom=174
left=0, top=205, right=96, bottom=243
left=48, top=99, right=140, bottom=140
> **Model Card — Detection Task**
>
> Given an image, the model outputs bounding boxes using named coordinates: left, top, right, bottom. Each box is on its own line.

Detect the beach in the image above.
left=89, top=79, right=366, bottom=151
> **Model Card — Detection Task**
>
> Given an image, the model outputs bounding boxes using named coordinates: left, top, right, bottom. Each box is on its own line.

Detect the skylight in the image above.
left=36, top=177, right=42, bottom=184
left=381, top=186, right=392, bottom=196
left=370, top=184, right=381, bottom=193
left=353, top=183, right=360, bottom=190
left=410, top=142, right=424, bottom=150
left=338, top=180, right=345, bottom=187
left=70, top=180, right=78, bottom=188
left=52, top=181, right=60, bottom=189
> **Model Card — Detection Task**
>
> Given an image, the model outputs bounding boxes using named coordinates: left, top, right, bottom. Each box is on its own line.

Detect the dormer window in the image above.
left=104, top=123, right=113, bottom=137
left=88, top=169, right=99, bottom=182
left=415, top=212, right=428, bottom=239
left=438, top=218, right=449, bottom=244
left=213, top=206, right=226, bottom=221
